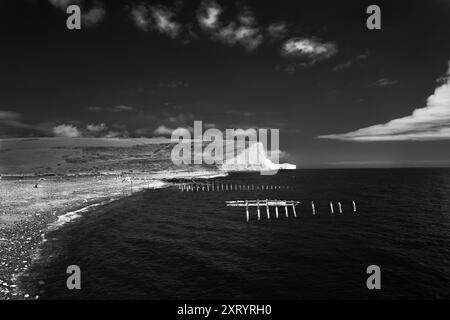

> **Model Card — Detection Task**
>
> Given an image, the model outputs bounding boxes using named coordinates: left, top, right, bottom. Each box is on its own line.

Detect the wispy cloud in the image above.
left=151, top=5, right=182, bottom=39
left=87, top=105, right=136, bottom=112
left=319, top=60, right=450, bottom=141
left=266, top=22, right=288, bottom=40
left=81, top=2, right=105, bottom=27
left=0, top=110, right=49, bottom=137
left=112, top=105, right=136, bottom=112
left=279, top=37, right=338, bottom=72
left=130, top=2, right=151, bottom=31
left=332, top=51, right=369, bottom=72
left=130, top=3, right=182, bottom=39
left=197, top=2, right=264, bottom=51
left=372, top=77, right=398, bottom=87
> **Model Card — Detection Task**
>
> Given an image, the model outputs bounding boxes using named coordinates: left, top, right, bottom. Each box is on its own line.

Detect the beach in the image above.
left=0, top=170, right=225, bottom=299
left=0, top=137, right=226, bottom=299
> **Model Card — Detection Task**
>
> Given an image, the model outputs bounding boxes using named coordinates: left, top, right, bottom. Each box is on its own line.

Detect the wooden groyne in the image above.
left=226, top=199, right=358, bottom=222
left=226, top=199, right=300, bottom=222
left=179, top=183, right=289, bottom=192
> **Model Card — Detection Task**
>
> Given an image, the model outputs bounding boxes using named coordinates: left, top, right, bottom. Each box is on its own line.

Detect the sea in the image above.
left=18, top=168, right=450, bottom=299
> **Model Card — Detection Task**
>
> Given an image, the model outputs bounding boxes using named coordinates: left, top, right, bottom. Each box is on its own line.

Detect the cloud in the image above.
left=215, top=23, right=263, bottom=51
left=53, top=124, right=81, bottom=138
left=281, top=37, right=337, bottom=59
left=86, top=123, right=107, bottom=132
left=151, top=125, right=193, bottom=137
left=0, top=110, right=22, bottom=120
left=280, top=37, right=338, bottom=72
left=266, top=22, right=288, bottom=39
left=81, top=2, right=105, bottom=27
left=332, top=51, right=369, bottom=72
left=197, top=0, right=222, bottom=30
left=87, top=106, right=103, bottom=111
left=104, top=131, right=122, bottom=138
left=130, top=3, right=151, bottom=31
left=87, top=105, right=136, bottom=112
left=372, top=78, right=398, bottom=87
left=318, top=60, right=450, bottom=141
left=196, top=2, right=264, bottom=51
left=153, top=125, right=173, bottom=136
left=172, top=127, right=193, bottom=137
left=0, top=110, right=50, bottom=138
left=151, top=5, right=181, bottom=39
left=112, top=105, right=136, bottom=112
left=167, top=113, right=194, bottom=125
left=130, top=3, right=181, bottom=38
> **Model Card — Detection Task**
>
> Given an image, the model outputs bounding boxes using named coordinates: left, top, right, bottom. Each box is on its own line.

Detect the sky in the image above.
left=0, top=0, right=450, bottom=168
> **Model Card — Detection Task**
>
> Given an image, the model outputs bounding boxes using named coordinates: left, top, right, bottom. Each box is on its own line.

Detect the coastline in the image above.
left=0, top=169, right=227, bottom=300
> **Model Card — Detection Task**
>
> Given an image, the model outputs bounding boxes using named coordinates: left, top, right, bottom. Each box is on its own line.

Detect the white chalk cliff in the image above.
left=220, top=142, right=296, bottom=172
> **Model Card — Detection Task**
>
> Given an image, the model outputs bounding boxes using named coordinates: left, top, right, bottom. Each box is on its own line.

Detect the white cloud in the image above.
left=86, top=123, right=107, bottom=132
left=197, top=1, right=222, bottom=29
left=172, top=127, right=193, bottom=137
left=130, top=4, right=182, bottom=39
left=53, top=124, right=81, bottom=138
left=280, top=37, right=338, bottom=72
left=130, top=3, right=151, bottom=31
left=112, top=105, right=136, bottom=112
left=197, top=2, right=264, bottom=51
left=216, top=23, right=263, bottom=50
left=151, top=6, right=181, bottom=39
left=282, top=37, right=337, bottom=59
left=319, top=60, right=450, bottom=141
left=153, top=125, right=173, bottom=136
left=373, top=78, right=398, bottom=87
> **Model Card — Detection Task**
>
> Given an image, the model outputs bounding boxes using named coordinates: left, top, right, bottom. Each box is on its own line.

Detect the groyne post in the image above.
left=245, top=200, right=249, bottom=223
left=257, top=200, right=261, bottom=221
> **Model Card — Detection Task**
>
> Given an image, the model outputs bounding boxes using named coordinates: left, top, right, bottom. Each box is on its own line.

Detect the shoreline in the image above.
left=0, top=169, right=227, bottom=300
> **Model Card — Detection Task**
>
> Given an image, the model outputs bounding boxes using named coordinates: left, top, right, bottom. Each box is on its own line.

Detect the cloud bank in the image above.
left=319, top=60, right=450, bottom=141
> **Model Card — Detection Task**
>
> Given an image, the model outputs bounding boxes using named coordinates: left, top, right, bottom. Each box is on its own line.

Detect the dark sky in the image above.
left=1, top=0, right=450, bottom=168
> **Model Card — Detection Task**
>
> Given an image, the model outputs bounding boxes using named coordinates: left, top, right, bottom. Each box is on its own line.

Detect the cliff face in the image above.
left=220, top=142, right=296, bottom=172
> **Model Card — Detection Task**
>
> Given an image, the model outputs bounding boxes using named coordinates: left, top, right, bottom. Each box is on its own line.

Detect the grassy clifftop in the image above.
left=0, top=137, right=211, bottom=176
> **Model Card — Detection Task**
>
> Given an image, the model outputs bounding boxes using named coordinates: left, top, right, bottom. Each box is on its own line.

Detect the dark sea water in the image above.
left=20, top=169, right=450, bottom=299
